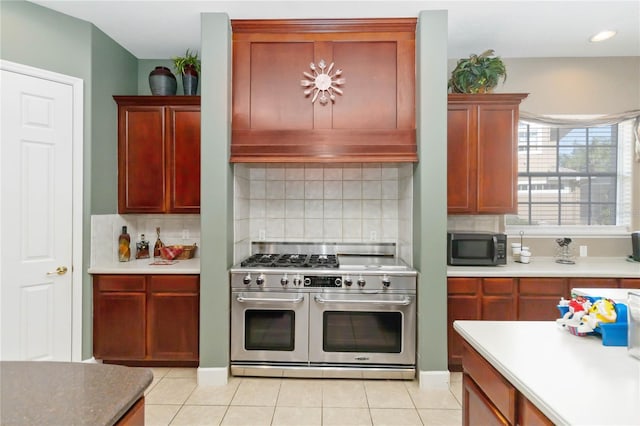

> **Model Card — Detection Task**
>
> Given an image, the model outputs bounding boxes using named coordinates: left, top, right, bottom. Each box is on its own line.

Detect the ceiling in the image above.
left=28, top=0, right=640, bottom=59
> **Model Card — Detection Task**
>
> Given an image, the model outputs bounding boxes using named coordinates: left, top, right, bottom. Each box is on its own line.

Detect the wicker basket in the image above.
left=160, top=244, right=197, bottom=260
left=176, top=244, right=197, bottom=260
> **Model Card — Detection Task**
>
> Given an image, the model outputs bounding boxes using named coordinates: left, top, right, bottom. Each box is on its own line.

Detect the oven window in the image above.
left=323, top=311, right=402, bottom=353
left=245, top=310, right=295, bottom=351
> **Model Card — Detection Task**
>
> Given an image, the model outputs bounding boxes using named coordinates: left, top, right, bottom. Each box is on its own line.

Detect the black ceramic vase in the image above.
left=149, top=66, right=177, bottom=96
left=182, top=65, right=199, bottom=95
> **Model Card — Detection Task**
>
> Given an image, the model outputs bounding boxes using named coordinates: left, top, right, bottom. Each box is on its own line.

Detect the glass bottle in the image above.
left=153, top=227, right=164, bottom=258
left=136, top=233, right=150, bottom=259
left=118, top=226, right=130, bottom=262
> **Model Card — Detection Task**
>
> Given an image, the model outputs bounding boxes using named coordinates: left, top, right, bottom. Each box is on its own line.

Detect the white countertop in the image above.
left=454, top=320, right=640, bottom=425
left=88, top=258, right=200, bottom=274
left=448, top=256, right=640, bottom=278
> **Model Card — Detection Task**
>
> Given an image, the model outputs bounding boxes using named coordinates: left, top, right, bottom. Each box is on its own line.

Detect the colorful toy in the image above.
left=577, top=298, right=617, bottom=334
left=556, top=296, right=592, bottom=327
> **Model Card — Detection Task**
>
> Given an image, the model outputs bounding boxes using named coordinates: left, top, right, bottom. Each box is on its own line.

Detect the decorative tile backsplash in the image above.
left=91, top=214, right=201, bottom=265
left=233, top=163, right=414, bottom=263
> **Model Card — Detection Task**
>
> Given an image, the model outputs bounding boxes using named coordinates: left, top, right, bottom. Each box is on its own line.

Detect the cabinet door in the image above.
left=118, top=106, right=166, bottom=213
left=448, top=278, right=481, bottom=370
left=518, top=395, right=554, bottom=426
left=463, top=374, right=509, bottom=426
left=482, top=278, right=516, bottom=320
left=568, top=278, right=618, bottom=291
left=148, top=275, right=199, bottom=361
left=518, top=278, right=567, bottom=320
left=447, top=104, right=476, bottom=213
left=168, top=107, right=200, bottom=213
left=476, top=103, right=518, bottom=213
left=93, top=275, right=146, bottom=360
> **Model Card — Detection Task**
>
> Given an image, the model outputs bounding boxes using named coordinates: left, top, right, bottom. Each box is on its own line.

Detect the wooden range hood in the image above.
left=230, top=18, right=417, bottom=163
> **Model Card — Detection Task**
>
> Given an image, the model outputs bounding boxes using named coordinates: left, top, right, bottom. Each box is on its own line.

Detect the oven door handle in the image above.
left=236, top=295, right=305, bottom=304
left=313, top=295, right=412, bottom=306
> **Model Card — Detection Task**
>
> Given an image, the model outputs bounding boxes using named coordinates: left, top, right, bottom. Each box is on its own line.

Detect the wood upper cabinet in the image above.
left=114, top=96, right=200, bottom=213
left=448, top=93, right=528, bottom=214
left=231, top=19, right=416, bottom=163
left=93, top=274, right=199, bottom=365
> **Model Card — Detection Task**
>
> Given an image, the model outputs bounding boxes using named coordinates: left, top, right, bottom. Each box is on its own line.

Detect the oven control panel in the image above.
left=232, top=272, right=416, bottom=291
left=303, top=276, right=342, bottom=288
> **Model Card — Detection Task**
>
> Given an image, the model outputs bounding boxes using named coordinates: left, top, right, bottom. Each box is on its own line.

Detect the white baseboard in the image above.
left=82, top=357, right=100, bottom=363
left=197, top=366, right=229, bottom=386
left=418, top=370, right=450, bottom=389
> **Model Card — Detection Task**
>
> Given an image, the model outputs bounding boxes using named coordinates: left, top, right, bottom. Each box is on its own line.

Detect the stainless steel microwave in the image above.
left=447, top=232, right=507, bottom=266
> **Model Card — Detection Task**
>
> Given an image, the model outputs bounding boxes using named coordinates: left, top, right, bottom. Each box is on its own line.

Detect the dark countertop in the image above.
left=1, top=361, right=153, bottom=426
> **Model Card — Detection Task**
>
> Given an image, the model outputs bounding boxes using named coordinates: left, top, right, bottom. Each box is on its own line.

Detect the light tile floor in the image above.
left=143, top=368, right=463, bottom=426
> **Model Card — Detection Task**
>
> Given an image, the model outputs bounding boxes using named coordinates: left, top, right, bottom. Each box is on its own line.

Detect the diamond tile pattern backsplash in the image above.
left=91, top=214, right=200, bottom=265
left=234, top=163, right=413, bottom=263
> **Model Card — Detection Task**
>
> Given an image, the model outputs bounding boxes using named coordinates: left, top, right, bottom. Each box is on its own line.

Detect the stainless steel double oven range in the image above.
left=230, top=242, right=417, bottom=379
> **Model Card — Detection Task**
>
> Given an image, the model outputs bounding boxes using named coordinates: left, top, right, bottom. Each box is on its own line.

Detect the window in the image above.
left=506, top=118, right=634, bottom=233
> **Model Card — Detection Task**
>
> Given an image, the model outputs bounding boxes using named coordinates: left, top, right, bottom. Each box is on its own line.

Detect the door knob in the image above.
left=46, top=266, right=68, bottom=276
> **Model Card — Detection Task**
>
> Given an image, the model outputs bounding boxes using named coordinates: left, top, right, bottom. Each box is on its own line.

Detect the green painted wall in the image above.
left=414, top=11, right=449, bottom=372
left=199, top=13, right=233, bottom=368
left=1, top=0, right=137, bottom=359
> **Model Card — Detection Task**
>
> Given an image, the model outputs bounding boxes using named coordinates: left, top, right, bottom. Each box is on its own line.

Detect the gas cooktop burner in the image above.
left=240, top=253, right=339, bottom=269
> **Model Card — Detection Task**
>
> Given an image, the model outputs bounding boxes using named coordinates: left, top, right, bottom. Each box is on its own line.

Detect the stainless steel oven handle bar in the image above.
left=313, top=295, right=412, bottom=306
left=236, top=295, right=305, bottom=304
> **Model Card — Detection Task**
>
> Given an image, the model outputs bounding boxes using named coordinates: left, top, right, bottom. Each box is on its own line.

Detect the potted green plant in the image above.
left=173, top=49, right=201, bottom=95
left=448, top=49, right=507, bottom=94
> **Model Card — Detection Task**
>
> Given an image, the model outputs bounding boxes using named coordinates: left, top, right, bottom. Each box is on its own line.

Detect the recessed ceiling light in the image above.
left=589, top=30, right=617, bottom=42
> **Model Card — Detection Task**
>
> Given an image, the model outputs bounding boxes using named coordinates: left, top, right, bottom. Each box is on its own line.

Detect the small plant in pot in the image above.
left=448, top=49, right=507, bottom=94
left=173, top=49, right=201, bottom=95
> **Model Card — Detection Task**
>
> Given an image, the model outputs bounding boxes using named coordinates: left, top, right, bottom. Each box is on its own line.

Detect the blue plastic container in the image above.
left=556, top=297, right=628, bottom=346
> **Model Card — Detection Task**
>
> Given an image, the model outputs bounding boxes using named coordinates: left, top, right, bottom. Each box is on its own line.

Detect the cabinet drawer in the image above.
left=568, top=278, right=618, bottom=289
left=95, top=275, right=146, bottom=292
left=149, top=275, right=199, bottom=292
left=519, top=278, right=566, bottom=295
left=462, top=342, right=516, bottom=424
left=483, top=278, right=514, bottom=295
left=448, top=278, right=481, bottom=295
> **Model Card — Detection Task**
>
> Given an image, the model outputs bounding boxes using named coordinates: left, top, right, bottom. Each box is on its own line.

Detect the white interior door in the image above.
left=1, top=66, right=77, bottom=361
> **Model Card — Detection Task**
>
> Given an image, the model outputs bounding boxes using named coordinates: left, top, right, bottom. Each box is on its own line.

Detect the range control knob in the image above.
left=357, top=276, right=366, bottom=288
left=256, top=274, right=265, bottom=286
left=344, top=276, right=353, bottom=287
left=242, top=274, right=251, bottom=285
left=280, top=275, right=289, bottom=287
left=382, top=275, right=391, bottom=288
left=293, top=275, right=302, bottom=287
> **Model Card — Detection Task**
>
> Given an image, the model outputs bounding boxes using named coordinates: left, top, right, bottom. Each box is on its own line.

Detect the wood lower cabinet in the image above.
left=148, top=275, right=199, bottom=361
left=462, top=342, right=552, bottom=426
left=448, top=94, right=528, bottom=214
left=93, top=275, right=146, bottom=360
left=618, top=278, right=640, bottom=289
left=448, top=278, right=481, bottom=370
left=517, top=278, right=567, bottom=321
left=450, top=276, right=637, bottom=370
left=114, top=96, right=200, bottom=214
left=93, top=274, right=199, bottom=365
left=482, top=278, right=516, bottom=321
